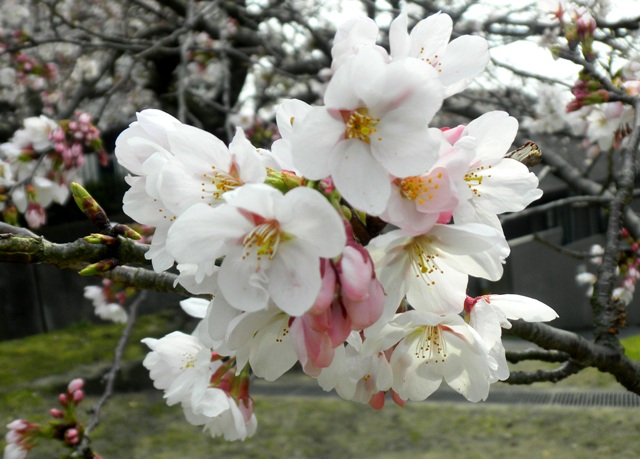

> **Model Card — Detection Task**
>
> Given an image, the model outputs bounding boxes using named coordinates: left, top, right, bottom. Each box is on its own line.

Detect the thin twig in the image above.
left=75, top=290, right=147, bottom=456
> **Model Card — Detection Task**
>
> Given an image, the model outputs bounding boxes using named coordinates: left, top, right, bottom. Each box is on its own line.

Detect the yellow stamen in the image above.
left=414, top=325, right=448, bottom=364
left=345, top=108, right=380, bottom=144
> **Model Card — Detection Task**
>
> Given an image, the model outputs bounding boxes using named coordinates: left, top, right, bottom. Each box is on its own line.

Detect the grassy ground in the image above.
left=2, top=316, right=640, bottom=458
left=3, top=391, right=640, bottom=459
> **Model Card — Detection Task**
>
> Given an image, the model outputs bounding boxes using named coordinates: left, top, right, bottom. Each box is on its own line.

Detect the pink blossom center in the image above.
left=396, top=171, right=445, bottom=204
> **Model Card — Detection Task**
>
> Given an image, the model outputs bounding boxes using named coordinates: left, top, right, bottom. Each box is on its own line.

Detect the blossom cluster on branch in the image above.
left=0, top=113, right=107, bottom=228
left=112, top=11, right=558, bottom=441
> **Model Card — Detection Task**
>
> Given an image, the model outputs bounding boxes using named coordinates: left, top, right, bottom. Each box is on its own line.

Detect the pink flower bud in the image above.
left=58, top=393, right=69, bottom=406
left=49, top=408, right=64, bottom=418
left=308, top=259, right=336, bottom=315
left=72, top=390, right=84, bottom=403
left=65, top=428, right=80, bottom=445
left=338, top=246, right=372, bottom=302
left=67, top=378, right=84, bottom=393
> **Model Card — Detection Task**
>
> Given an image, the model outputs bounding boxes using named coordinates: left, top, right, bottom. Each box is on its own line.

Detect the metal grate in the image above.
left=427, top=388, right=640, bottom=407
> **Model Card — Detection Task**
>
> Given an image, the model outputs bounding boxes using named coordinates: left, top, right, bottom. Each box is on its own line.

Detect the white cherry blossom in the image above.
left=389, top=11, right=490, bottom=97
left=291, top=46, right=443, bottom=215
left=166, top=183, right=346, bottom=315
left=367, top=310, right=493, bottom=402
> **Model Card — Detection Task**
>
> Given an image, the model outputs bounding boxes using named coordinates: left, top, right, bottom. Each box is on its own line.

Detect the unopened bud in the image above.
left=70, top=182, right=110, bottom=231
left=68, top=378, right=84, bottom=393
left=58, top=393, right=69, bottom=406
left=72, top=390, right=84, bottom=403
left=65, top=428, right=80, bottom=445
left=84, top=233, right=118, bottom=245
left=111, top=223, right=141, bottom=240
left=264, top=169, right=305, bottom=193
left=79, top=258, right=118, bottom=276
left=49, top=408, right=64, bottom=418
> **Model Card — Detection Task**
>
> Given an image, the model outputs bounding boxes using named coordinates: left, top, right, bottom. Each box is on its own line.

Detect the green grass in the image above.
left=621, top=334, right=640, bottom=360
left=0, top=310, right=180, bottom=391
left=3, top=391, right=640, bottom=459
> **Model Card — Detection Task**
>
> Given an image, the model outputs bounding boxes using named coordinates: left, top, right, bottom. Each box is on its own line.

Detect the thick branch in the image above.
left=0, top=234, right=148, bottom=269
left=508, top=320, right=640, bottom=394
left=0, top=232, right=197, bottom=297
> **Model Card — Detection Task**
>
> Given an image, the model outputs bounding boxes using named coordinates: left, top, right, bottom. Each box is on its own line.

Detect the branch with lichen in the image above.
left=0, top=228, right=194, bottom=297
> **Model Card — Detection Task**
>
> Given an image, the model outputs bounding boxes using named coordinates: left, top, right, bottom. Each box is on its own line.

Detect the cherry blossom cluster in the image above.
left=3, top=379, right=101, bottom=459
left=0, top=113, right=106, bottom=228
left=142, top=298, right=256, bottom=441
left=526, top=2, right=638, bottom=163
left=114, top=11, right=557, bottom=441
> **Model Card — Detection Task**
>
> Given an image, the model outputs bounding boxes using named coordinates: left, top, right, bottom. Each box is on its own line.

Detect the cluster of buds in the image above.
left=50, top=112, right=108, bottom=169
left=565, top=7, right=596, bottom=59
left=0, top=29, right=59, bottom=114
left=3, top=379, right=98, bottom=459
left=11, top=52, right=58, bottom=86
left=544, top=1, right=597, bottom=60
left=566, top=75, right=609, bottom=112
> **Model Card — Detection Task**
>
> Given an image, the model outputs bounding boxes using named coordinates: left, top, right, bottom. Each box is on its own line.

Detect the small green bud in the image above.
left=264, top=168, right=305, bottom=193
left=79, top=258, right=118, bottom=276
left=84, top=234, right=118, bottom=245
left=70, top=182, right=110, bottom=230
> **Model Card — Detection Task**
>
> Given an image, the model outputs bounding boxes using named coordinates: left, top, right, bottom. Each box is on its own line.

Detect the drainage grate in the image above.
left=427, top=388, right=640, bottom=407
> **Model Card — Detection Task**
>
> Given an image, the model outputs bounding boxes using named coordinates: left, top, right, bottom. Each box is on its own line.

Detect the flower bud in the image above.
left=72, top=390, right=84, bottom=404
left=70, top=182, right=110, bottom=231
left=68, top=378, right=83, bottom=392
left=84, top=233, right=118, bottom=245
left=111, top=223, right=141, bottom=240
left=78, top=258, right=118, bottom=276
left=49, top=408, right=64, bottom=418
left=65, top=428, right=80, bottom=445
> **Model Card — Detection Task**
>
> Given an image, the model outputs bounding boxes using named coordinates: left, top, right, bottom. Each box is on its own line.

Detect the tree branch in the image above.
left=505, top=360, right=584, bottom=385
left=508, top=320, right=640, bottom=394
